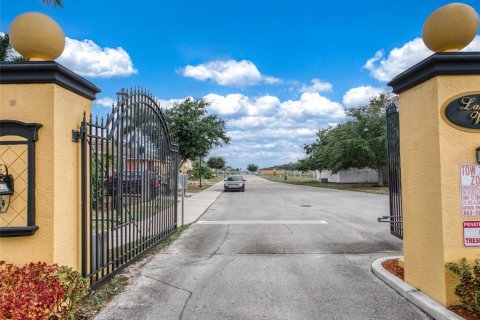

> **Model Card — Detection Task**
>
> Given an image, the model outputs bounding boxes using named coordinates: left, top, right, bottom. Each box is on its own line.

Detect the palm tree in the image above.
left=42, top=0, right=63, bottom=7
left=0, top=34, right=27, bottom=62
left=0, top=34, right=9, bottom=62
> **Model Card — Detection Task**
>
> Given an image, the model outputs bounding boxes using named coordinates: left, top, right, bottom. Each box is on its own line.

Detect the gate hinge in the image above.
left=72, top=129, right=81, bottom=143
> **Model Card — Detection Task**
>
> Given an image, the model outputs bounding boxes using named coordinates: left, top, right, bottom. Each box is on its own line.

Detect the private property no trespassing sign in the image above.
left=464, top=221, right=480, bottom=247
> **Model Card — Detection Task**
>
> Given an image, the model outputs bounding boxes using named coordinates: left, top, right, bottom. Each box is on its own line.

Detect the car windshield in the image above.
left=227, top=176, right=243, bottom=181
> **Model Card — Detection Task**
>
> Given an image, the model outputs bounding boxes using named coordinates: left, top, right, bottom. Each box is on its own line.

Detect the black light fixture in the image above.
left=0, top=164, right=14, bottom=213
left=477, top=147, right=480, bottom=164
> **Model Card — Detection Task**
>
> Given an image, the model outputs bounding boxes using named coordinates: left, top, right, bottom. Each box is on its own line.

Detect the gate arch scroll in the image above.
left=80, top=88, right=179, bottom=287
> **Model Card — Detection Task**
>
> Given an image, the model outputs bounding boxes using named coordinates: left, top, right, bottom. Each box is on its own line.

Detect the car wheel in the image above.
left=242, top=188, right=245, bottom=192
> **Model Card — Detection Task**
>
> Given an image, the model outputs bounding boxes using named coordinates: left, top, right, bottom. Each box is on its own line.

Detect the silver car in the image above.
left=224, top=175, right=246, bottom=192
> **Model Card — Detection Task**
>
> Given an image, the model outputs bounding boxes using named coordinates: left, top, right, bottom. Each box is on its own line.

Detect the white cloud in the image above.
left=94, top=97, right=115, bottom=107
left=342, top=86, right=384, bottom=108
left=300, top=79, right=333, bottom=93
left=182, top=59, right=280, bottom=87
left=205, top=91, right=344, bottom=120
left=364, top=36, right=480, bottom=82
left=57, top=37, right=137, bottom=78
left=229, top=116, right=276, bottom=128
left=205, top=93, right=280, bottom=116
left=280, top=92, right=345, bottom=119
left=205, top=93, right=249, bottom=115
left=199, top=91, right=346, bottom=168
left=156, top=98, right=186, bottom=109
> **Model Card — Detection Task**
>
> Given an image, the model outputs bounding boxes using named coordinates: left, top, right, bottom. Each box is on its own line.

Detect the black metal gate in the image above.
left=383, top=102, right=403, bottom=239
left=79, top=88, right=179, bottom=287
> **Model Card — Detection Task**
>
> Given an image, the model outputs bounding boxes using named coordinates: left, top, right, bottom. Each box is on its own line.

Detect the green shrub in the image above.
left=190, top=160, right=213, bottom=180
left=446, top=258, right=480, bottom=316
left=57, top=266, right=90, bottom=319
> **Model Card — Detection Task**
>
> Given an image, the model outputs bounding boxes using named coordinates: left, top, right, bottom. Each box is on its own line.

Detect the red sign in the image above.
left=461, top=165, right=480, bottom=217
left=463, top=221, right=480, bottom=247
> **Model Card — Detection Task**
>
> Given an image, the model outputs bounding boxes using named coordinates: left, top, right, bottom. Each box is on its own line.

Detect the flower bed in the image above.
left=382, top=258, right=479, bottom=320
left=0, top=261, right=89, bottom=320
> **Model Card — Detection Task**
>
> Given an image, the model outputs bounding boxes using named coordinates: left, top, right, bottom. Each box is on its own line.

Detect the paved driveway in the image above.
left=96, top=175, right=430, bottom=320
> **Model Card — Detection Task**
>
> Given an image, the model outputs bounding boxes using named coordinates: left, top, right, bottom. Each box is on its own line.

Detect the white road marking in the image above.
left=197, top=220, right=328, bottom=225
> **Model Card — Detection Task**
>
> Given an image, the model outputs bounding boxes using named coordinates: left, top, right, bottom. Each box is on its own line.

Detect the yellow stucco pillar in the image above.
left=0, top=62, right=100, bottom=271
left=388, top=52, right=480, bottom=305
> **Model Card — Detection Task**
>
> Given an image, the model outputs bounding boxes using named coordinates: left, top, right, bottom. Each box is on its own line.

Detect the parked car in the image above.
left=224, top=175, right=246, bottom=192
left=104, top=171, right=160, bottom=196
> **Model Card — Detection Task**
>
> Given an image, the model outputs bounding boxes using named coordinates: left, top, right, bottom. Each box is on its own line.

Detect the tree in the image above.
left=164, top=98, right=230, bottom=168
left=190, top=159, right=213, bottom=180
left=305, top=93, right=391, bottom=186
left=247, top=164, right=258, bottom=173
left=207, top=156, right=225, bottom=176
left=0, top=34, right=27, bottom=62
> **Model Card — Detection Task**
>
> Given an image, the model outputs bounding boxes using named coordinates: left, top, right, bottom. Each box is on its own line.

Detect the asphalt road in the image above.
left=96, top=175, right=430, bottom=320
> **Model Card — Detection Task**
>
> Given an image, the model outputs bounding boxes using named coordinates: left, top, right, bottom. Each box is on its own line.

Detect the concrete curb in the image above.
left=178, top=180, right=224, bottom=225
left=189, top=182, right=224, bottom=224
left=372, top=256, right=463, bottom=320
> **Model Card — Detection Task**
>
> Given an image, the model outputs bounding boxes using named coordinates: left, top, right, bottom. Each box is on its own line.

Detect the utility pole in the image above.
left=199, top=156, right=202, bottom=187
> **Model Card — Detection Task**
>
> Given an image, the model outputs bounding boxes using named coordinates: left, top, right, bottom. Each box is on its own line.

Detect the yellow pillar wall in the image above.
left=0, top=83, right=92, bottom=271
left=399, top=75, right=480, bottom=306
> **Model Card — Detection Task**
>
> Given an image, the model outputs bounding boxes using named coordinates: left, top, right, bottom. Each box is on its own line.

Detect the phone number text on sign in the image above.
left=461, top=164, right=480, bottom=217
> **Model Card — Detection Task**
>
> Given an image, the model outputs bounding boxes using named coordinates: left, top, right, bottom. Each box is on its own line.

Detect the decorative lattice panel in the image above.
left=0, top=144, right=28, bottom=227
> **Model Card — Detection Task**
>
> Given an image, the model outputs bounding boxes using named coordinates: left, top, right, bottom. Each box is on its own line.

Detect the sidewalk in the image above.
left=177, top=180, right=224, bottom=225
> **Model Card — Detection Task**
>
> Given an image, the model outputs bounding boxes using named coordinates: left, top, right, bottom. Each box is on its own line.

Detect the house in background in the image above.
left=314, top=167, right=388, bottom=184
left=260, top=167, right=286, bottom=175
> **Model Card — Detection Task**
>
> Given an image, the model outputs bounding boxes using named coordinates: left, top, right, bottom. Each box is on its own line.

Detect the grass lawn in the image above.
left=185, top=175, right=224, bottom=194
left=261, top=174, right=389, bottom=195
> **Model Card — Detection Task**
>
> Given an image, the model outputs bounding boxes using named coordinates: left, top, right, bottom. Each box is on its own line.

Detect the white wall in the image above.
left=315, top=168, right=378, bottom=183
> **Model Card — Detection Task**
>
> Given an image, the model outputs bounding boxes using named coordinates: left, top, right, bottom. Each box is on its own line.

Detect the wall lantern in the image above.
left=477, top=147, right=480, bottom=164
left=0, top=120, right=42, bottom=237
left=0, top=164, right=14, bottom=213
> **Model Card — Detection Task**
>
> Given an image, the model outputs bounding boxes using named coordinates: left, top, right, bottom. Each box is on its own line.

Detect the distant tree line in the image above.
left=268, top=93, right=391, bottom=186
left=303, top=93, right=391, bottom=186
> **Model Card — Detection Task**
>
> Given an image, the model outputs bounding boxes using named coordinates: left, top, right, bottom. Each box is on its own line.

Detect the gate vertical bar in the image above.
left=80, top=114, right=87, bottom=277
left=386, top=103, right=403, bottom=239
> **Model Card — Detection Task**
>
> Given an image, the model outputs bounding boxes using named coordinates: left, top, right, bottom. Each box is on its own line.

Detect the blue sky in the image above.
left=2, top=1, right=480, bottom=169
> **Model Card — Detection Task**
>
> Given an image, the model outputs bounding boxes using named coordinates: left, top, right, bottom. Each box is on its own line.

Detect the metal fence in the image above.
left=384, top=102, right=403, bottom=239
left=79, top=88, right=179, bottom=287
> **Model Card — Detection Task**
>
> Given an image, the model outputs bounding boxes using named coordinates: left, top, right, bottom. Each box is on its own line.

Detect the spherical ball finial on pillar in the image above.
left=9, top=12, right=65, bottom=61
left=422, top=3, right=479, bottom=52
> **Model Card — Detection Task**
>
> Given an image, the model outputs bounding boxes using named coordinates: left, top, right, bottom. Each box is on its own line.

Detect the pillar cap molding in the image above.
left=388, top=52, right=480, bottom=94
left=0, top=61, right=100, bottom=100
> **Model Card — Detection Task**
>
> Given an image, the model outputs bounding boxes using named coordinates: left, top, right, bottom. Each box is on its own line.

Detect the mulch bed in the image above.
left=447, top=305, right=479, bottom=320
left=381, top=259, right=479, bottom=320
left=382, top=259, right=404, bottom=281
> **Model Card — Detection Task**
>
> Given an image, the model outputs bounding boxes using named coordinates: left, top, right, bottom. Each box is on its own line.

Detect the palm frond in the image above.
left=42, top=0, right=64, bottom=8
